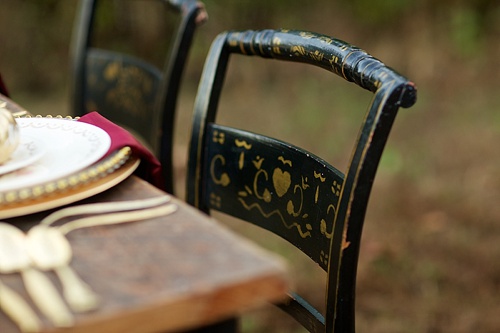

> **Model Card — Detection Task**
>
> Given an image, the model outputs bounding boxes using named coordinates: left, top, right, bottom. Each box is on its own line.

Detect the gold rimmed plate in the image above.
left=0, top=147, right=139, bottom=219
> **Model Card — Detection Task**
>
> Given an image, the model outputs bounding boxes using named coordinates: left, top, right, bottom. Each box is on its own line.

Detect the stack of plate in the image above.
left=0, top=117, right=139, bottom=218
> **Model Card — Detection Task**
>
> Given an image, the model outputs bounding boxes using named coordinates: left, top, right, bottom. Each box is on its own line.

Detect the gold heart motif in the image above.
left=272, top=168, right=291, bottom=197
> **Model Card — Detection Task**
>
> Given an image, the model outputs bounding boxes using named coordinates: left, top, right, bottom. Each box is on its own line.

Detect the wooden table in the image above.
left=0, top=176, right=289, bottom=333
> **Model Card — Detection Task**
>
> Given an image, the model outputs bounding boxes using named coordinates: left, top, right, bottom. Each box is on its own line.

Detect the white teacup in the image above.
left=0, top=106, right=19, bottom=164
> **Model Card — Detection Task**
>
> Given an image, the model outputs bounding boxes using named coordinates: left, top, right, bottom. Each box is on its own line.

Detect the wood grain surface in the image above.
left=0, top=176, right=288, bottom=333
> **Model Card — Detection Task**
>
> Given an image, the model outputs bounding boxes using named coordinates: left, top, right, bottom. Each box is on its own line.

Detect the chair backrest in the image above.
left=70, top=0, right=207, bottom=193
left=186, top=29, right=416, bottom=332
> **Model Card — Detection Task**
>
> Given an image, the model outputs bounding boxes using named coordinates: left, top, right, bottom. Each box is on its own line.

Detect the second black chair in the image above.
left=70, top=0, right=207, bottom=193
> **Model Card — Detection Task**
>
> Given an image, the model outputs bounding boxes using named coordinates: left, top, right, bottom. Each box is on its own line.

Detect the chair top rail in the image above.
left=225, top=29, right=416, bottom=108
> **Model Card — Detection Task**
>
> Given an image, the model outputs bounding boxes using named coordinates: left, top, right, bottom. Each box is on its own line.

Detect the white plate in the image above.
left=0, top=117, right=111, bottom=192
left=0, top=135, right=45, bottom=176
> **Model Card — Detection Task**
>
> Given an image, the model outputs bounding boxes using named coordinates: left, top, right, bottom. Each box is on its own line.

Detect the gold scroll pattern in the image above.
left=208, top=129, right=342, bottom=267
left=104, top=63, right=154, bottom=115
left=86, top=59, right=155, bottom=116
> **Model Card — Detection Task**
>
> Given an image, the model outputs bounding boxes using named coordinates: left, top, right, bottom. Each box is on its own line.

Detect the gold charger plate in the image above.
left=0, top=147, right=140, bottom=219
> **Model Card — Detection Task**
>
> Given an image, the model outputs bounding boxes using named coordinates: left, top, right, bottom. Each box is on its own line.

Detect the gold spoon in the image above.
left=0, top=223, right=73, bottom=327
left=26, top=225, right=99, bottom=313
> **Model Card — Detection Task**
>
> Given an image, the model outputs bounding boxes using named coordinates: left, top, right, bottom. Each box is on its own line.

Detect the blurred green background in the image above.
left=1, top=0, right=499, bottom=332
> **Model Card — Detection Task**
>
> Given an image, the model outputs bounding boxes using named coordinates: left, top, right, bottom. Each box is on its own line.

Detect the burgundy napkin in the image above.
left=0, top=73, right=9, bottom=97
left=78, top=111, right=165, bottom=191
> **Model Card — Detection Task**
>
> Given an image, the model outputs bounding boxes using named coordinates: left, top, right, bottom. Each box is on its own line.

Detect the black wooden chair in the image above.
left=186, top=29, right=417, bottom=332
left=69, top=0, right=207, bottom=193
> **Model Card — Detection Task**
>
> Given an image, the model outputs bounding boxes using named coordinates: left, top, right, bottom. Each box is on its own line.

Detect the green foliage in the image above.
left=344, top=0, right=416, bottom=24
left=379, top=146, right=404, bottom=175
left=449, top=6, right=483, bottom=58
